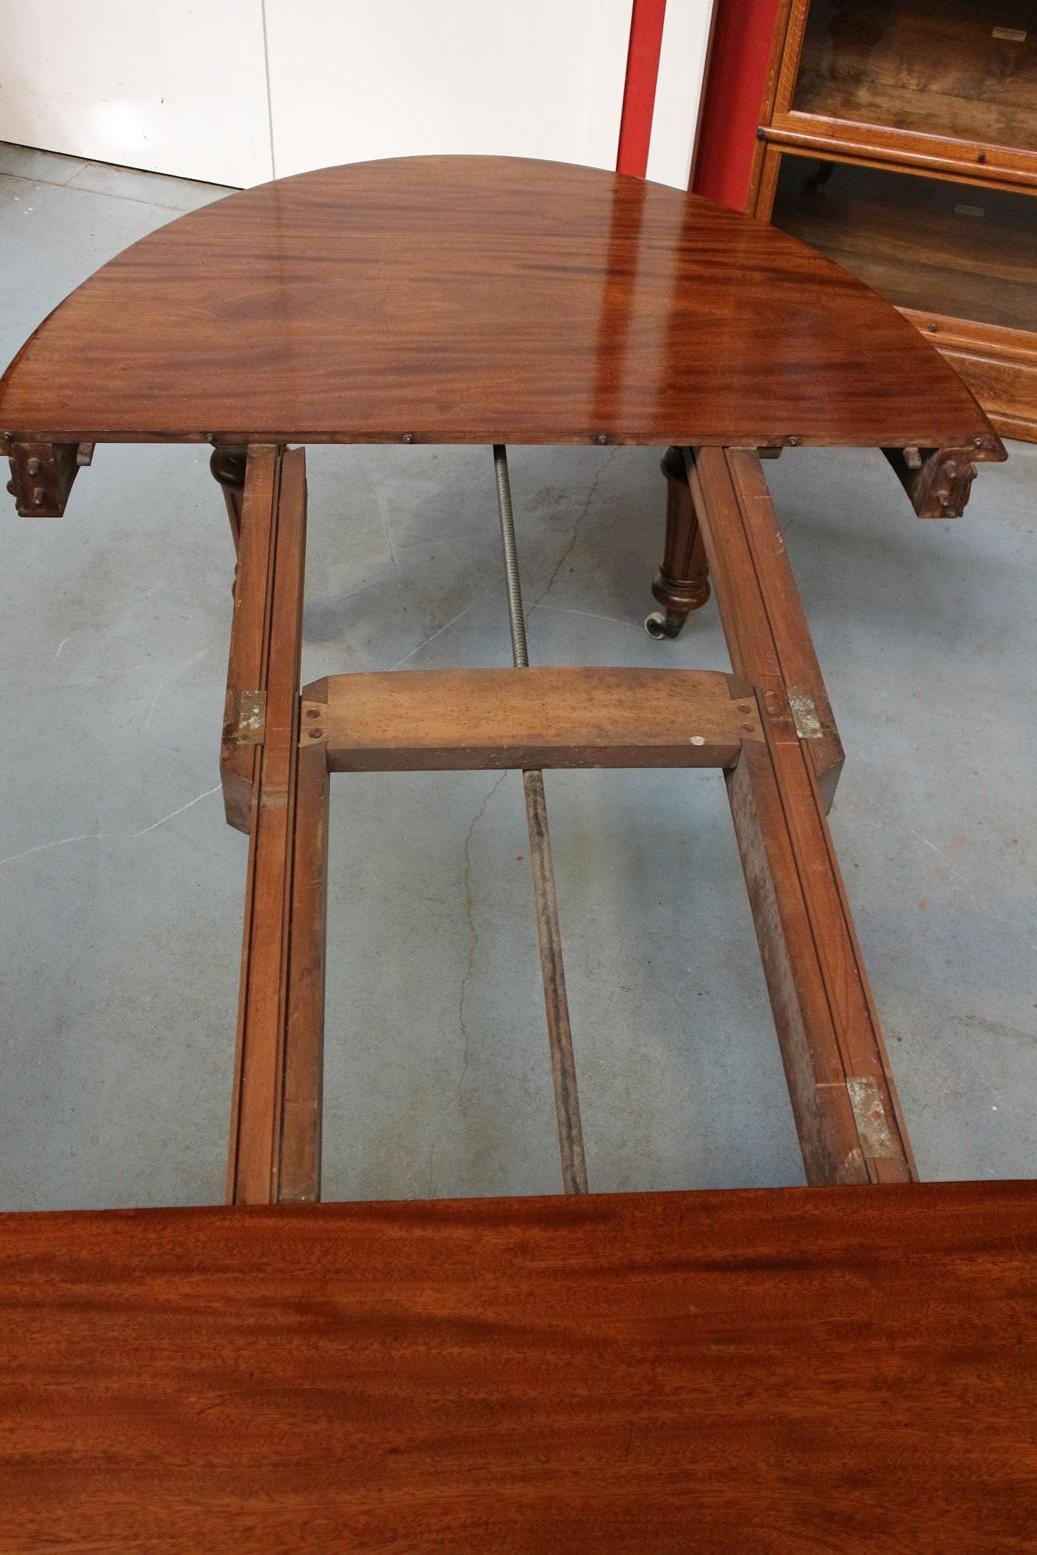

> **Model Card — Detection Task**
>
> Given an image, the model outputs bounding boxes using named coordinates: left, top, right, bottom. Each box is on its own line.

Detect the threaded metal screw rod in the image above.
left=492, top=444, right=588, bottom=1195
left=493, top=445, right=529, bottom=668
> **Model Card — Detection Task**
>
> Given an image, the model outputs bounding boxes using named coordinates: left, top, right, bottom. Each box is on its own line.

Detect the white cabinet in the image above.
left=0, top=0, right=272, bottom=187
left=264, top=0, right=632, bottom=179
left=0, top=0, right=712, bottom=190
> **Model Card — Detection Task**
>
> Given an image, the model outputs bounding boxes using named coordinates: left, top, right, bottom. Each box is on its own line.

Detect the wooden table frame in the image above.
left=2, top=158, right=1027, bottom=1547
left=221, top=440, right=913, bottom=1206
left=0, top=155, right=1006, bottom=1206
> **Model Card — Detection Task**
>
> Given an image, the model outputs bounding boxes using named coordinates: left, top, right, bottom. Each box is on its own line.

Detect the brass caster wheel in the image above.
left=644, top=608, right=686, bottom=640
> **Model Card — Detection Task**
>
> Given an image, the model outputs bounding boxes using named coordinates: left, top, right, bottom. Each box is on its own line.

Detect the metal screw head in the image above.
left=787, top=435, right=799, bottom=447
left=307, top=727, right=323, bottom=739
left=401, top=432, right=414, bottom=444
left=595, top=432, right=608, bottom=445
left=26, top=457, right=41, bottom=476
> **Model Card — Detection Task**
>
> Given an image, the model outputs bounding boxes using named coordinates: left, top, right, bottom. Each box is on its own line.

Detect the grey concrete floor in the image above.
left=1, top=143, right=1034, bottom=1210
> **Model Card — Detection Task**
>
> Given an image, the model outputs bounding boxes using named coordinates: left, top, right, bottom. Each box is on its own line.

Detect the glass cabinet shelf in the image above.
left=792, top=1, right=1037, bottom=154
left=770, top=154, right=1037, bottom=333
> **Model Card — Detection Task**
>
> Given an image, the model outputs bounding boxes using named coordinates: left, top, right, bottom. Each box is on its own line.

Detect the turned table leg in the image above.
left=645, top=445, right=711, bottom=640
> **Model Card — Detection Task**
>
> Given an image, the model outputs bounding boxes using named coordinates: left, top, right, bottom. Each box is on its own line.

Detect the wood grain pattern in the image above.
left=277, top=740, right=329, bottom=1205
left=764, top=115, right=1037, bottom=189
left=0, top=155, right=1001, bottom=457
left=752, top=0, right=1036, bottom=441
left=770, top=154, right=1037, bottom=334
left=907, top=308, right=1037, bottom=442
left=228, top=445, right=326, bottom=1205
left=220, top=449, right=278, bottom=833
left=727, top=734, right=913, bottom=1184
left=303, top=667, right=759, bottom=772
left=2, top=1180, right=1036, bottom=1552
left=792, top=0, right=1037, bottom=161
left=689, top=446, right=842, bottom=807
left=690, top=448, right=913, bottom=1184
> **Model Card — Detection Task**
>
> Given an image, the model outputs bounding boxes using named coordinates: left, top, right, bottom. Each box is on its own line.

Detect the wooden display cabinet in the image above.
left=750, top=0, right=1037, bottom=441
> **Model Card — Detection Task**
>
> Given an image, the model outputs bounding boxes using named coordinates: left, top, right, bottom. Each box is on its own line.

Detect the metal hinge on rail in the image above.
left=787, top=687, right=824, bottom=741
left=846, top=1077, right=900, bottom=1159
left=224, top=688, right=267, bottom=746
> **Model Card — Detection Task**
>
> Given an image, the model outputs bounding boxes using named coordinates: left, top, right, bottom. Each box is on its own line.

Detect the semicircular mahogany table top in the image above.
left=0, top=156, right=1004, bottom=462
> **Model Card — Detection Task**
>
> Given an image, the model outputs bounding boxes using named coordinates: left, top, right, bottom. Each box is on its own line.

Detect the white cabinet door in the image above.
left=0, top=0, right=711, bottom=191
left=263, top=0, right=633, bottom=179
left=648, top=1, right=715, bottom=190
left=0, top=0, right=272, bottom=187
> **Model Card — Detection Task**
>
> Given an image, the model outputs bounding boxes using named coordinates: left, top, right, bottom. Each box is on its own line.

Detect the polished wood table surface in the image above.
left=0, top=155, right=1003, bottom=456
left=3, top=1180, right=1036, bottom=1552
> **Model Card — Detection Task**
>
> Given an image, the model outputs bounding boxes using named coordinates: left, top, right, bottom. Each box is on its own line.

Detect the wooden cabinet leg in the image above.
left=645, top=446, right=711, bottom=640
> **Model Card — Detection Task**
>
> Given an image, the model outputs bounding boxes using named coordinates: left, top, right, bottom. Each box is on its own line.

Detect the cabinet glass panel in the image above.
left=771, top=155, right=1037, bottom=331
left=793, top=0, right=1037, bottom=153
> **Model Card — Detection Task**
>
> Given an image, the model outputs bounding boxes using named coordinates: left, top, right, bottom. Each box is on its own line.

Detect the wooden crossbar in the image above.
left=301, top=667, right=762, bottom=773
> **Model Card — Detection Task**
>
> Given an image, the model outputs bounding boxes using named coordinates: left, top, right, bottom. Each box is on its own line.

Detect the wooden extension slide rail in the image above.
left=221, top=443, right=915, bottom=1206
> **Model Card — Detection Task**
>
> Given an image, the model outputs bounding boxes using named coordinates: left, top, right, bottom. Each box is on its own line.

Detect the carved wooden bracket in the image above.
left=4, top=441, right=94, bottom=517
left=883, top=434, right=1006, bottom=518
left=210, top=443, right=248, bottom=552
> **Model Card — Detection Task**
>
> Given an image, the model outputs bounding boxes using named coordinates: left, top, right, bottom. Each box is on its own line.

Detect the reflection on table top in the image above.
left=0, top=155, right=1001, bottom=453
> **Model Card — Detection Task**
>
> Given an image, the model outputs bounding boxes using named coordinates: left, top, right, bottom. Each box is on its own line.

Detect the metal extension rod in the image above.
left=492, top=445, right=588, bottom=1195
